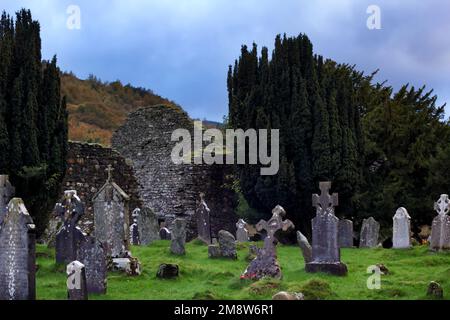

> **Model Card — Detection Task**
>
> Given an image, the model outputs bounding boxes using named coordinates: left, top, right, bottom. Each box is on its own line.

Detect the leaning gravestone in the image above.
left=93, top=165, right=131, bottom=258
left=67, top=261, right=88, bottom=300
left=0, top=198, right=36, bottom=300
left=55, top=190, right=86, bottom=264
left=393, top=207, right=412, bottom=249
left=138, top=207, right=160, bottom=245
left=171, top=218, right=187, bottom=255
left=242, top=205, right=294, bottom=280
left=359, top=217, right=380, bottom=248
left=430, top=194, right=450, bottom=251
left=338, top=219, right=354, bottom=248
left=77, top=236, right=107, bottom=294
left=236, top=219, right=249, bottom=242
left=195, top=194, right=212, bottom=244
left=305, top=182, right=348, bottom=276
left=296, top=231, right=312, bottom=265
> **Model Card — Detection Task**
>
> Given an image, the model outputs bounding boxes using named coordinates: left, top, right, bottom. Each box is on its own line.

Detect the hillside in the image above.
left=62, top=72, right=174, bottom=145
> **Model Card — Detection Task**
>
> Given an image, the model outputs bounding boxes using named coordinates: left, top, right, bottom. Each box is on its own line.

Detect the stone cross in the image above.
left=393, top=207, right=411, bottom=249
left=106, top=164, right=114, bottom=182
left=66, top=261, right=88, bottom=300
left=430, top=194, right=450, bottom=251
left=306, top=182, right=348, bottom=276
left=55, top=190, right=86, bottom=264
left=196, top=193, right=212, bottom=244
left=0, top=198, right=36, bottom=300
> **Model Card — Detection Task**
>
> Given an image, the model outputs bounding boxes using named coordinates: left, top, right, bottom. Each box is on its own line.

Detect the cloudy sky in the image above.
left=2, top=0, right=449, bottom=121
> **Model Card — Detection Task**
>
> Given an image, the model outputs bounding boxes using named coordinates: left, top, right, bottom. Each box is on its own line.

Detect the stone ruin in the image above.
left=112, top=104, right=238, bottom=240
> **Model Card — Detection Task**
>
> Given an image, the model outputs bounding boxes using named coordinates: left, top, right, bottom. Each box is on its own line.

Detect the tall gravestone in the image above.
left=138, top=207, right=160, bottom=245
left=93, top=165, right=131, bottom=258
left=77, top=236, right=107, bottom=294
left=0, top=198, right=36, bottom=300
left=55, top=190, right=86, bottom=264
left=0, top=175, right=15, bottom=221
left=393, top=207, right=412, bottom=249
left=359, top=217, right=380, bottom=248
left=195, top=194, right=212, bottom=244
left=171, top=218, right=187, bottom=255
left=242, top=205, right=294, bottom=280
left=306, top=182, right=348, bottom=276
left=67, top=261, right=88, bottom=300
left=236, top=219, right=249, bottom=242
left=430, top=194, right=450, bottom=251
left=338, top=219, right=354, bottom=248
left=130, top=209, right=140, bottom=246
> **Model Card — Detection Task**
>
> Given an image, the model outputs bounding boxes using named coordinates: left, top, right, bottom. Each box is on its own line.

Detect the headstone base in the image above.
left=305, top=262, right=348, bottom=276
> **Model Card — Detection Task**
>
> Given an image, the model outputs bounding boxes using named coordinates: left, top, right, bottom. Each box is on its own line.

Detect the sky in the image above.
left=2, top=0, right=449, bottom=122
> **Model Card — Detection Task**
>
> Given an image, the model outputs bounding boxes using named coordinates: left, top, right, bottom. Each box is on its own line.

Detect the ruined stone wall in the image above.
left=112, top=104, right=238, bottom=240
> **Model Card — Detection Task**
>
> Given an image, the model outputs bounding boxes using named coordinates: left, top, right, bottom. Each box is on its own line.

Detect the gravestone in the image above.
left=338, top=219, right=354, bottom=248
left=130, top=213, right=140, bottom=246
left=242, top=205, right=294, bottom=280
left=306, top=182, right=348, bottom=276
left=138, top=207, right=160, bottom=245
left=359, top=217, right=380, bottom=248
left=77, top=236, right=107, bottom=294
left=93, top=165, right=131, bottom=258
left=0, top=198, right=36, bottom=300
left=157, top=264, right=179, bottom=279
left=209, top=230, right=237, bottom=259
left=0, top=175, right=15, bottom=220
left=160, top=226, right=171, bottom=240
left=171, top=218, right=187, bottom=255
left=296, top=231, right=312, bottom=264
left=67, top=261, right=88, bottom=300
left=195, top=194, right=212, bottom=244
left=55, top=190, right=86, bottom=264
left=393, top=207, right=412, bottom=249
left=430, top=194, right=450, bottom=251
left=236, top=219, right=249, bottom=242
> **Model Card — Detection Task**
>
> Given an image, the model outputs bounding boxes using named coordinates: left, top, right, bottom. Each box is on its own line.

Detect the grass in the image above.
left=36, top=241, right=450, bottom=300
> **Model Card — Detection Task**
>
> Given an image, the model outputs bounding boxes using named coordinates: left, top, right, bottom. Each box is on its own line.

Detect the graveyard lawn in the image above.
left=36, top=242, right=450, bottom=300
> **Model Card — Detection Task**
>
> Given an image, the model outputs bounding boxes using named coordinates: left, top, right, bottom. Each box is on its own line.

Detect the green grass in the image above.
left=36, top=242, right=450, bottom=300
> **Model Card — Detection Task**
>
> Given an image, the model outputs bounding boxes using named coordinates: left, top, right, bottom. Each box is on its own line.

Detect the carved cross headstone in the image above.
left=55, top=190, right=86, bottom=264
left=236, top=219, right=249, bottom=242
left=430, top=194, right=450, bottom=251
left=138, top=207, right=160, bottom=245
left=393, top=207, right=411, bottom=249
left=242, top=205, right=294, bottom=280
left=0, top=198, right=36, bottom=300
left=306, top=182, right=348, bottom=276
left=77, top=236, right=107, bottom=294
left=66, top=261, right=88, bottom=300
left=196, top=193, right=212, bottom=244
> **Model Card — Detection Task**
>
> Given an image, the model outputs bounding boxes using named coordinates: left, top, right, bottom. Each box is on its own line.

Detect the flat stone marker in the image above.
left=296, top=231, right=312, bottom=265
left=338, top=219, right=354, bottom=248
left=236, top=219, right=249, bottom=242
left=242, top=205, right=294, bottom=280
left=67, top=261, right=88, bottom=300
left=393, top=207, right=412, bottom=249
left=430, top=194, right=450, bottom=251
left=93, top=165, right=131, bottom=258
left=359, top=217, right=380, bottom=248
left=195, top=194, right=212, bottom=244
left=171, top=218, right=187, bottom=255
left=0, top=198, right=36, bottom=300
left=138, top=207, right=160, bottom=245
left=306, top=182, right=348, bottom=276
left=55, top=190, right=86, bottom=264
left=77, top=236, right=107, bottom=294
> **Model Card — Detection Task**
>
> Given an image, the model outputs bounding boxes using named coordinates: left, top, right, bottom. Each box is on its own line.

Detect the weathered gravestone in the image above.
left=171, top=218, right=187, bottom=255
left=0, top=198, right=36, bottom=300
left=393, top=207, right=412, bottom=249
left=67, top=261, right=88, bottom=300
left=0, top=175, right=15, bottom=220
left=242, top=205, right=294, bottom=280
left=430, top=194, right=450, bottom=251
left=236, top=219, right=249, bottom=242
left=138, top=207, right=160, bottom=245
left=209, top=230, right=237, bottom=259
left=77, top=236, right=107, bottom=294
left=305, top=182, right=348, bottom=276
left=359, top=217, right=380, bottom=248
left=338, top=219, right=354, bottom=248
left=157, top=264, right=179, bottom=279
left=93, top=165, right=131, bottom=258
left=130, top=210, right=140, bottom=246
left=55, top=190, right=86, bottom=264
left=195, top=194, right=212, bottom=244
left=296, top=231, right=312, bottom=265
